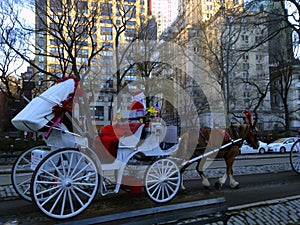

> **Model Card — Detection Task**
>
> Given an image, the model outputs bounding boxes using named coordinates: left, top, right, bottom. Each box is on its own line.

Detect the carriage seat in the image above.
left=94, top=122, right=144, bottom=163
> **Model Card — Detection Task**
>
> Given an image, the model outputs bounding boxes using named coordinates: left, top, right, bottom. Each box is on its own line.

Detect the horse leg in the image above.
left=225, top=148, right=239, bottom=189
left=215, top=173, right=227, bottom=189
left=196, top=160, right=211, bottom=189
left=229, top=171, right=239, bottom=189
left=180, top=166, right=188, bottom=190
left=216, top=166, right=239, bottom=189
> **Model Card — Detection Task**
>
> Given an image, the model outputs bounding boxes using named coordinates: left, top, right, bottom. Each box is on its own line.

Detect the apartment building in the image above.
left=151, top=0, right=178, bottom=38
left=35, top=0, right=149, bottom=129
left=162, top=0, right=297, bottom=131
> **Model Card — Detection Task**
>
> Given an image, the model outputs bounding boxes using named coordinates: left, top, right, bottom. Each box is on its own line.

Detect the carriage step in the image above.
left=102, top=189, right=118, bottom=196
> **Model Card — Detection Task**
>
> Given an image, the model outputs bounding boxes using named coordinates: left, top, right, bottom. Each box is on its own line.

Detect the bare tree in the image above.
left=280, top=0, right=300, bottom=37
left=0, top=1, right=25, bottom=99
left=269, top=58, right=300, bottom=132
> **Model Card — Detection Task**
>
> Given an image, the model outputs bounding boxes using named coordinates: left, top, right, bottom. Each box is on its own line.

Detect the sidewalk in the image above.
left=226, top=195, right=300, bottom=225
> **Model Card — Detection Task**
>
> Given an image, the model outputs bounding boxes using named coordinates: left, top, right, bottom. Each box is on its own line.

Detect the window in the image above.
left=38, top=64, right=45, bottom=70
left=77, top=41, right=88, bottom=46
left=100, top=27, right=112, bottom=34
left=78, top=1, right=88, bottom=13
left=243, top=92, right=250, bottom=98
left=38, top=56, right=44, bottom=62
left=101, top=34, right=113, bottom=40
left=125, top=28, right=136, bottom=36
left=102, top=51, right=113, bottom=56
left=50, top=0, right=62, bottom=12
left=242, top=71, right=249, bottom=80
left=100, top=3, right=112, bottom=16
left=243, top=63, right=249, bottom=70
left=78, top=49, right=88, bottom=56
left=100, top=19, right=112, bottom=24
left=95, top=106, right=104, bottom=120
left=243, top=54, right=249, bottom=60
left=255, top=35, right=263, bottom=43
left=127, top=21, right=136, bottom=26
left=50, top=39, right=61, bottom=45
left=38, top=39, right=45, bottom=46
left=256, top=64, right=263, bottom=70
left=242, top=35, right=248, bottom=43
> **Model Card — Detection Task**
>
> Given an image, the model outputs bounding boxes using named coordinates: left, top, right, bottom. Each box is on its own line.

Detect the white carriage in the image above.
left=11, top=77, right=183, bottom=219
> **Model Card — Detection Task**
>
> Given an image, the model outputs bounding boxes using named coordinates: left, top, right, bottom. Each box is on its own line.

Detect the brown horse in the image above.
left=176, top=123, right=259, bottom=190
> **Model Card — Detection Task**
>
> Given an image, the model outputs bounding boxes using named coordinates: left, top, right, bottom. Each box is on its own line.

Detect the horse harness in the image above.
left=198, top=125, right=243, bottom=150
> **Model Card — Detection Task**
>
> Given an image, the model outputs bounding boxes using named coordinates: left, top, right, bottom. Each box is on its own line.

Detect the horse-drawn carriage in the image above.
left=11, top=77, right=259, bottom=219
left=290, top=138, right=300, bottom=174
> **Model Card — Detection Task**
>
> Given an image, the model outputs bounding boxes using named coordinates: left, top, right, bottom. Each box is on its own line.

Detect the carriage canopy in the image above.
left=11, top=78, right=76, bottom=132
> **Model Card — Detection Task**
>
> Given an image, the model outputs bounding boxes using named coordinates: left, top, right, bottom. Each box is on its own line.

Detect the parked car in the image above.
left=267, top=137, right=298, bottom=153
left=240, top=141, right=268, bottom=154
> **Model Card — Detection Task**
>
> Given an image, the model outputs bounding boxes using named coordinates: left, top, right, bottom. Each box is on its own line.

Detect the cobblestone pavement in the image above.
left=0, top=156, right=300, bottom=225
left=187, top=195, right=300, bottom=225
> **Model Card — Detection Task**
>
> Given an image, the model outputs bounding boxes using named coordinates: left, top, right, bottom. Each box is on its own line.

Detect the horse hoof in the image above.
left=203, top=186, right=211, bottom=191
left=231, top=184, right=239, bottom=189
left=215, top=182, right=221, bottom=189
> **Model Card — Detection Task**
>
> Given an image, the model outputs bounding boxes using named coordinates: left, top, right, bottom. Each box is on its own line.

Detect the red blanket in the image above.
left=94, top=122, right=142, bottom=162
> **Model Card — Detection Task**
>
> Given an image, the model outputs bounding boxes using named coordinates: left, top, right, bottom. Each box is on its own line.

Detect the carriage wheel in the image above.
left=11, top=146, right=50, bottom=201
left=144, top=158, right=181, bottom=203
left=290, top=140, right=300, bottom=174
left=30, top=148, right=99, bottom=219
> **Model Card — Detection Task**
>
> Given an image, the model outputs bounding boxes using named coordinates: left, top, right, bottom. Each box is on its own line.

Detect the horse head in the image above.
left=245, top=125, right=259, bottom=149
left=242, top=109, right=259, bottom=149
left=231, top=124, right=258, bottom=149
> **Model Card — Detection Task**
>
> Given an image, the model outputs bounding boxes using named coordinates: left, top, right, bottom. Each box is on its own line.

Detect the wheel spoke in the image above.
left=70, top=188, right=84, bottom=207
left=72, top=162, right=93, bottom=180
left=36, top=184, right=62, bottom=197
left=16, top=177, right=31, bottom=186
left=49, top=189, right=64, bottom=214
left=60, top=154, right=67, bottom=176
left=69, top=155, right=83, bottom=177
left=67, top=152, right=74, bottom=177
left=39, top=186, right=62, bottom=206
left=60, top=189, right=67, bottom=216
left=49, top=159, right=64, bottom=178
left=145, top=159, right=180, bottom=203
left=31, top=149, right=99, bottom=219
left=40, top=168, right=62, bottom=181
left=67, top=189, right=75, bottom=214
left=73, top=172, right=97, bottom=182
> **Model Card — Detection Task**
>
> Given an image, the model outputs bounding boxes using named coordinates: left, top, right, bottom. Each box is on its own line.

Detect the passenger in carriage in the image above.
left=94, top=91, right=147, bottom=162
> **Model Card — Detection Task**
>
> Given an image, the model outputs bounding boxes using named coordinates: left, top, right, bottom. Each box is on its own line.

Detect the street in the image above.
left=0, top=153, right=299, bottom=224
left=0, top=153, right=290, bottom=186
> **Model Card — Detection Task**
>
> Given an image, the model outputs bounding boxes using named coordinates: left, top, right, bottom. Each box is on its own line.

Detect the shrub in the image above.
left=0, top=138, right=45, bottom=153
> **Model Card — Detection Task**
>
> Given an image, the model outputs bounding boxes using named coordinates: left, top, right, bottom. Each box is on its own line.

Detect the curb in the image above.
left=229, top=195, right=300, bottom=211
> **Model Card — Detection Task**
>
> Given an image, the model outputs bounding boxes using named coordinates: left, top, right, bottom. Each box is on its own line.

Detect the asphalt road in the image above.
left=0, top=170, right=299, bottom=225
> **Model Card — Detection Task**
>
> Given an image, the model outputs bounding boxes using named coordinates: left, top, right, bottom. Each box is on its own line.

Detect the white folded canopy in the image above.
left=12, top=78, right=75, bottom=132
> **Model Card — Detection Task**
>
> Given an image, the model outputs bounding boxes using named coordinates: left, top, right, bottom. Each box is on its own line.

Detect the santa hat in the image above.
left=129, top=100, right=145, bottom=110
left=132, top=90, right=145, bottom=102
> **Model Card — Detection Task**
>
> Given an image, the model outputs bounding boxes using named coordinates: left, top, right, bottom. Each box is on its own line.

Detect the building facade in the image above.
left=161, top=0, right=297, bottom=132
left=35, top=0, right=149, bottom=129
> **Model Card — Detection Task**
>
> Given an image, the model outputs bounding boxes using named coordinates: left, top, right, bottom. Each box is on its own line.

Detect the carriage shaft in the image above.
left=182, top=138, right=242, bottom=166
